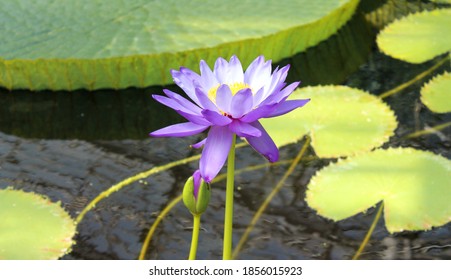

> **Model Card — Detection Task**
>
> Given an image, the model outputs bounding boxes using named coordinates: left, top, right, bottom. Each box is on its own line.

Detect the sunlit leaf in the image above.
left=306, top=148, right=451, bottom=233
left=430, top=0, right=451, bottom=3
left=377, top=9, right=451, bottom=63
left=0, top=188, right=76, bottom=259
left=0, top=0, right=359, bottom=91
left=261, top=86, right=397, bottom=158
left=421, top=71, right=451, bottom=113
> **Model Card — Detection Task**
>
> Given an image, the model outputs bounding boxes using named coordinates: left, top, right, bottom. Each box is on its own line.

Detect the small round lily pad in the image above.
left=261, top=86, right=397, bottom=158
left=377, top=9, right=451, bottom=63
left=421, top=71, right=451, bottom=113
left=306, top=148, right=451, bottom=233
left=0, top=188, right=76, bottom=259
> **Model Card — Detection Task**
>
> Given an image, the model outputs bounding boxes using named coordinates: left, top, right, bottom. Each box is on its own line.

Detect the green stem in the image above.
left=352, top=202, right=384, bottom=260
left=223, top=134, right=236, bottom=260
left=189, top=214, right=201, bottom=260
left=405, top=121, right=451, bottom=139
left=379, top=56, right=448, bottom=99
left=232, top=136, right=311, bottom=259
left=138, top=159, right=293, bottom=259
left=139, top=195, right=182, bottom=260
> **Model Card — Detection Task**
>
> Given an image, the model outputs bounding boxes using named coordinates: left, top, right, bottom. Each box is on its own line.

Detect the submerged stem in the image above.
left=189, top=214, right=201, bottom=260
left=379, top=56, right=448, bottom=99
left=76, top=142, right=249, bottom=226
left=138, top=195, right=182, bottom=260
left=352, top=202, right=384, bottom=260
left=223, top=134, right=236, bottom=260
left=138, top=159, right=293, bottom=259
left=405, top=121, right=451, bottom=139
left=232, top=136, right=311, bottom=259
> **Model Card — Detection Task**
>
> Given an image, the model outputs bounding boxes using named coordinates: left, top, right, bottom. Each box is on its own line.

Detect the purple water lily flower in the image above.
left=150, top=55, right=310, bottom=182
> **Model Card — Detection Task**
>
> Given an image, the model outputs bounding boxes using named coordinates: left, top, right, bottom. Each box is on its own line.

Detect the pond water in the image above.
left=0, top=1, right=450, bottom=260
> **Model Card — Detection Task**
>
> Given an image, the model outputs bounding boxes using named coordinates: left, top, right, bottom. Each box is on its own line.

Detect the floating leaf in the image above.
left=261, top=86, right=397, bottom=158
left=377, top=9, right=451, bottom=63
left=306, top=148, right=451, bottom=233
left=0, top=188, right=76, bottom=259
left=421, top=71, right=451, bottom=113
left=0, top=0, right=359, bottom=91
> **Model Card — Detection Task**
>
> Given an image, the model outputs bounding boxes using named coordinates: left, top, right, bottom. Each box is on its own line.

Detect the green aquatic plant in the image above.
left=0, top=0, right=359, bottom=91
left=306, top=148, right=451, bottom=233
left=149, top=55, right=309, bottom=260
left=261, top=85, right=398, bottom=158
left=430, top=0, right=451, bottom=4
left=182, top=170, right=210, bottom=260
left=377, top=8, right=451, bottom=64
left=0, top=188, right=76, bottom=259
left=421, top=71, right=451, bottom=113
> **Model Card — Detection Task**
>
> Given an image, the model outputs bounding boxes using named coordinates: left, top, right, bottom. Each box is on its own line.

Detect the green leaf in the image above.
left=0, top=188, right=76, bottom=259
left=306, top=148, right=451, bottom=233
left=377, top=9, right=451, bottom=63
left=261, top=86, right=397, bottom=158
left=421, top=71, right=451, bottom=113
left=0, top=0, right=359, bottom=91
left=430, top=0, right=451, bottom=3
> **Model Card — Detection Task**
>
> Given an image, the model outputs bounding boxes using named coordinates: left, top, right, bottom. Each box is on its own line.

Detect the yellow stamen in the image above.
left=208, top=82, right=251, bottom=101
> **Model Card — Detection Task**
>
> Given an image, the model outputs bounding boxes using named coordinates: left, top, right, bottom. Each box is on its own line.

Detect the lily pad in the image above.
left=261, top=86, right=397, bottom=158
left=377, top=9, right=451, bottom=63
left=0, top=0, right=359, bottom=91
left=306, top=148, right=451, bottom=233
left=0, top=188, right=76, bottom=259
left=421, top=71, right=451, bottom=113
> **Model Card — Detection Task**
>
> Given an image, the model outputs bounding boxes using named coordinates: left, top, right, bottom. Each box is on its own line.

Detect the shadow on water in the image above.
left=0, top=0, right=450, bottom=260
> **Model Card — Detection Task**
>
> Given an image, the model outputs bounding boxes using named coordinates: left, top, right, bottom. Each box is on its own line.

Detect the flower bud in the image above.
left=183, top=170, right=210, bottom=215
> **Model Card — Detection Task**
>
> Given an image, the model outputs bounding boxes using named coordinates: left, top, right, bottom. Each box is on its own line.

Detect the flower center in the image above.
left=208, top=82, right=251, bottom=101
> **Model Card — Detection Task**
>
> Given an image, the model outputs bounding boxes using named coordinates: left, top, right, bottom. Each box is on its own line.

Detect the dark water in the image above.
left=0, top=0, right=450, bottom=260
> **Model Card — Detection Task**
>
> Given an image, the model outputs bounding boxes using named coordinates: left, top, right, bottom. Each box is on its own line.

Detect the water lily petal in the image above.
left=200, top=126, right=233, bottom=182
left=244, top=56, right=272, bottom=91
left=163, top=89, right=202, bottom=114
left=202, top=109, right=232, bottom=126
left=152, top=95, right=192, bottom=114
left=192, top=169, right=202, bottom=199
left=252, top=87, right=267, bottom=107
left=199, top=60, right=218, bottom=91
left=213, top=57, right=230, bottom=84
left=261, top=65, right=290, bottom=101
left=177, top=110, right=211, bottom=126
left=171, top=68, right=201, bottom=105
left=191, top=138, right=207, bottom=149
left=216, top=84, right=233, bottom=113
left=246, top=122, right=279, bottom=162
left=150, top=122, right=208, bottom=137
left=265, top=99, right=311, bottom=118
left=261, top=81, right=300, bottom=106
left=230, top=88, right=253, bottom=118
left=195, top=88, right=219, bottom=112
left=229, top=120, right=262, bottom=137
left=240, top=103, right=278, bottom=123
left=227, top=55, right=244, bottom=83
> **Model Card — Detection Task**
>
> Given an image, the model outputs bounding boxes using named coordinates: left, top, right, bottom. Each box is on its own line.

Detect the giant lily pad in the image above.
left=421, top=71, right=451, bottom=113
left=0, top=0, right=359, bottom=91
left=377, top=9, right=451, bottom=63
left=306, top=148, right=451, bottom=233
left=0, top=188, right=76, bottom=259
left=261, top=86, right=398, bottom=158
